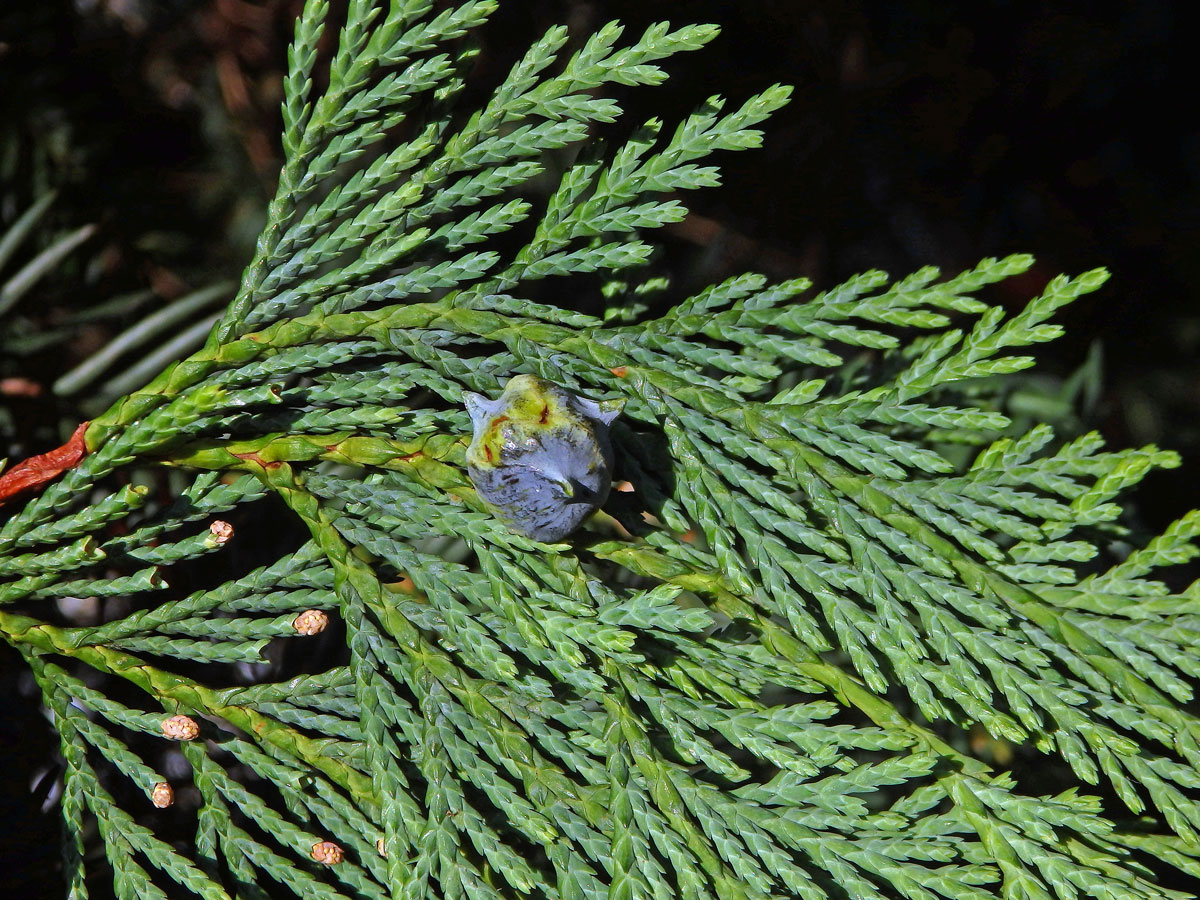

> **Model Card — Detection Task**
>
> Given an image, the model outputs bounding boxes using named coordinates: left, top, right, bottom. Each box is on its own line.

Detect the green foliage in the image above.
left=2, top=2, right=1199, bottom=899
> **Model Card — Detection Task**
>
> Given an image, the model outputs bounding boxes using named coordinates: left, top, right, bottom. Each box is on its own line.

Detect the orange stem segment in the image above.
left=0, top=421, right=90, bottom=506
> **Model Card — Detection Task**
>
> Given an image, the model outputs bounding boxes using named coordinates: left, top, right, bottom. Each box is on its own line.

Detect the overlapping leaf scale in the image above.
left=227, top=0, right=502, bottom=332
left=9, top=482, right=149, bottom=550
left=1070, top=613, right=1200, bottom=689
left=449, top=88, right=792, bottom=299
left=1, top=477, right=267, bottom=613
left=30, top=657, right=231, bottom=900
left=353, top=592, right=610, bottom=897
left=271, top=153, right=543, bottom=315
left=244, top=19, right=728, bottom=335
left=230, top=738, right=383, bottom=877
left=419, top=263, right=1200, bottom=850
left=56, top=541, right=329, bottom=678
left=196, top=745, right=388, bottom=899
left=611, top=681, right=998, bottom=900
left=312, top=470, right=645, bottom=693
left=891, top=434, right=1200, bottom=695
left=295, top=446, right=1017, bottom=900
left=638, top=603, right=972, bottom=885
left=802, top=454, right=1200, bottom=816
left=598, top=379, right=1023, bottom=727
left=609, top=508, right=1180, bottom=900
left=175, top=746, right=358, bottom=900
left=948, top=775, right=1190, bottom=900
left=599, top=532, right=1183, bottom=900
left=9, top=3, right=1199, bottom=896
left=270, top=485, right=620, bottom=896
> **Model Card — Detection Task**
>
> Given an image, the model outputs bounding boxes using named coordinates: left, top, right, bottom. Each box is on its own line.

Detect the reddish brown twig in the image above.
left=0, top=422, right=90, bottom=506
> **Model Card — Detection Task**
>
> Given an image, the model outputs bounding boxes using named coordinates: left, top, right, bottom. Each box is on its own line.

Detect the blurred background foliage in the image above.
left=0, top=1, right=1196, bottom=895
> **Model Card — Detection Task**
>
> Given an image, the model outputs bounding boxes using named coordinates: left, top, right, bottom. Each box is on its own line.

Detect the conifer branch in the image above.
left=2, top=3, right=1198, bottom=898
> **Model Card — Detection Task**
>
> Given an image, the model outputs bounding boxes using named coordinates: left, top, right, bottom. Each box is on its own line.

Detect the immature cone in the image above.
left=376, top=837, right=387, bottom=858
left=161, top=714, right=200, bottom=741
left=293, top=609, right=329, bottom=636
left=311, top=841, right=344, bottom=865
left=151, top=782, right=174, bottom=808
left=464, top=375, right=623, bottom=541
left=208, top=520, right=234, bottom=545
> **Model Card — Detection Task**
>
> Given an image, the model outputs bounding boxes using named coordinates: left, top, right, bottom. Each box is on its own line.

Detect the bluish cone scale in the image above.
left=464, top=375, right=624, bottom=541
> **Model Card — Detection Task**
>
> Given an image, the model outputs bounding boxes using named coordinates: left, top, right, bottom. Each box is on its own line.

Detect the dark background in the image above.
left=1, top=1, right=1196, bottom=896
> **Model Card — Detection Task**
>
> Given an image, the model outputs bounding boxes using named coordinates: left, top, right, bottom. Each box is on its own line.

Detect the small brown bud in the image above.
left=376, top=837, right=387, bottom=858
left=311, top=841, right=344, bottom=865
left=208, top=520, right=234, bottom=545
left=161, top=714, right=199, bottom=741
left=151, top=782, right=174, bottom=808
left=293, top=609, right=329, bottom=636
